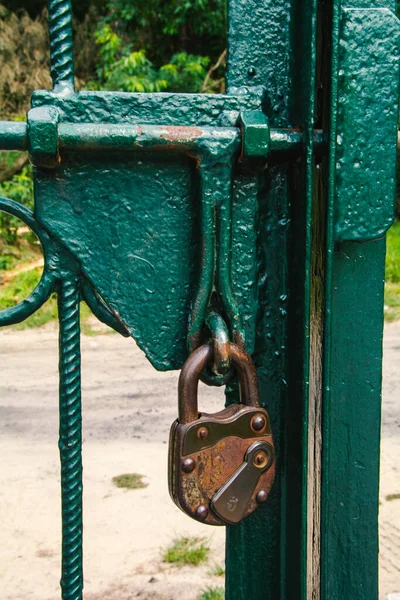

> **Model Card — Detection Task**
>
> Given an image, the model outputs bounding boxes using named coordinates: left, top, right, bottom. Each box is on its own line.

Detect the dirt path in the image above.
left=0, top=257, right=44, bottom=284
left=0, top=324, right=225, bottom=600
left=0, top=322, right=399, bottom=599
left=380, top=322, right=400, bottom=599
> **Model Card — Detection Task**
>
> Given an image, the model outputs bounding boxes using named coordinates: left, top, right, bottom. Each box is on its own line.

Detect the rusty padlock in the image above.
left=168, top=343, right=275, bottom=526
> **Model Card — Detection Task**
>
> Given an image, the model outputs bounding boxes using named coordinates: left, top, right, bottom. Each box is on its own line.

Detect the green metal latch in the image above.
left=240, top=111, right=271, bottom=159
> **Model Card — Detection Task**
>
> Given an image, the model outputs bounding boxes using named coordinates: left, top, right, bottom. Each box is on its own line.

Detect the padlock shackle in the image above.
left=178, top=343, right=259, bottom=424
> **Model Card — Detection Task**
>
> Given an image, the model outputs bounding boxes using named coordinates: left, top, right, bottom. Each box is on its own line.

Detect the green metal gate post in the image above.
left=0, top=0, right=399, bottom=599
left=321, top=2, right=400, bottom=599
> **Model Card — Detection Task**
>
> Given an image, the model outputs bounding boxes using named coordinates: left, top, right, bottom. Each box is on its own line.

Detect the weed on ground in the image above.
left=200, top=586, right=225, bottom=600
left=386, top=493, right=400, bottom=501
left=208, top=564, right=225, bottom=577
left=112, top=473, right=148, bottom=490
left=162, top=536, right=210, bottom=567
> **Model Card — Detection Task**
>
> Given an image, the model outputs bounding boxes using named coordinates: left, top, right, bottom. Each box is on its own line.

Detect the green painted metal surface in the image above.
left=58, top=273, right=83, bottom=600
left=334, top=7, right=400, bottom=241
left=0, top=0, right=399, bottom=599
left=239, top=111, right=270, bottom=159
left=321, top=2, right=399, bottom=600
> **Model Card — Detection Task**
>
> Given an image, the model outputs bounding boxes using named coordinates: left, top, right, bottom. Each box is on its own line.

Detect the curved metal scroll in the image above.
left=0, top=197, right=57, bottom=326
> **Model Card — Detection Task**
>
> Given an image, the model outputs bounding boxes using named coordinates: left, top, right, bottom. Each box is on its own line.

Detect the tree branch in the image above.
left=201, top=49, right=227, bottom=93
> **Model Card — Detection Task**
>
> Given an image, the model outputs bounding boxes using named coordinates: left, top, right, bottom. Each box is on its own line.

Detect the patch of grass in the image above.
left=0, top=266, right=107, bottom=332
left=384, top=282, right=400, bottom=322
left=385, top=221, right=400, bottom=321
left=112, top=473, right=148, bottom=490
left=162, top=536, right=210, bottom=567
left=386, top=220, right=400, bottom=284
left=0, top=238, right=40, bottom=272
left=0, top=267, right=57, bottom=328
left=209, top=563, right=225, bottom=577
left=200, top=586, right=225, bottom=600
left=386, top=493, right=400, bottom=501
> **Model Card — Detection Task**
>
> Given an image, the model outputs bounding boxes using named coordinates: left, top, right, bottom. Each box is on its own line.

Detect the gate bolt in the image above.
left=182, top=458, right=196, bottom=473
left=28, top=106, right=60, bottom=169
left=239, top=111, right=271, bottom=160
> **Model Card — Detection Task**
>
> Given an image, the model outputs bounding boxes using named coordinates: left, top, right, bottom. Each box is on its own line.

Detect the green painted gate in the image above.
left=1, top=0, right=399, bottom=598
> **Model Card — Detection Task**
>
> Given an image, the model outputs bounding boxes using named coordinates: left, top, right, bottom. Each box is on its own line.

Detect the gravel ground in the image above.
left=0, top=321, right=399, bottom=599
left=380, top=322, right=400, bottom=599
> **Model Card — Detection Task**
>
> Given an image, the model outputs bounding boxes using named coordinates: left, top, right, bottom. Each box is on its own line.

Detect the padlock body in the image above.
left=168, top=404, right=275, bottom=525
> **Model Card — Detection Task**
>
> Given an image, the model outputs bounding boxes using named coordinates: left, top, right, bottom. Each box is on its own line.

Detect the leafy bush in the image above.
left=87, top=0, right=226, bottom=93
left=0, top=149, right=36, bottom=270
left=0, top=0, right=226, bottom=112
left=89, top=23, right=212, bottom=93
left=0, top=155, right=33, bottom=247
left=160, top=52, right=210, bottom=93
left=100, top=0, right=225, bottom=66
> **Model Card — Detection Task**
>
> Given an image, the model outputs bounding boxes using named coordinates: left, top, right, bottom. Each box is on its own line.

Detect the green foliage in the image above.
left=0, top=267, right=57, bottom=328
left=160, top=53, right=210, bottom=93
left=200, top=586, right=225, bottom=600
left=162, top=536, right=210, bottom=567
left=384, top=282, right=400, bottom=321
left=88, top=0, right=225, bottom=93
left=0, top=266, right=41, bottom=308
left=0, top=266, right=100, bottom=330
left=0, top=0, right=226, bottom=109
left=90, top=38, right=168, bottom=93
left=385, top=220, right=400, bottom=283
left=384, top=220, right=400, bottom=321
left=0, top=163, right=33, bottom=240
left=102, top=0, right=226, bottom=64
left=0, top=152, right=36, bottom=269
left=93, top=23, right=123, bottom=83
left=0, top=161, right=33, bottom=209
left=112, top=473, right=148, bottom=489
left=90, top=22, right=211, bottom=93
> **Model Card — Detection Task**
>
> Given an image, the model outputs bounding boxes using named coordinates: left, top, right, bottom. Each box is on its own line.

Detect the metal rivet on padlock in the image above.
left=168, top=343, right=275, bottom=526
